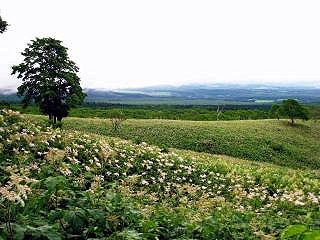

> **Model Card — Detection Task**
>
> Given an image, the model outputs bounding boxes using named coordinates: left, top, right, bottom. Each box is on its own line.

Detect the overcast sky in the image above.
left=1, top=0, right=320, bottom=90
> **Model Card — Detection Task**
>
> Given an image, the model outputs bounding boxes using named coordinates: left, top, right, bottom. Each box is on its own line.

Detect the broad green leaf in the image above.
left=281, top=225, right=308, bottom=240
left=304, top=230, right=320, bottom=240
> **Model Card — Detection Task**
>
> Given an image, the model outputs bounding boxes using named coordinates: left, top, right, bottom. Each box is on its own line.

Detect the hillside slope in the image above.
left=27, top=115, right=320, bottom=170
left=2, top=110, right=320, bottom=238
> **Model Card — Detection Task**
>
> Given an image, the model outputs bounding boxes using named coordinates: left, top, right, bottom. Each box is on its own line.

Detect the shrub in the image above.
left=109, top=109, right=126, bottom=132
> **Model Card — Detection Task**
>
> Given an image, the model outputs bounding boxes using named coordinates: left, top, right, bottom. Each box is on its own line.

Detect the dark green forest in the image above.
left=2, top=100, right=319, bottom=121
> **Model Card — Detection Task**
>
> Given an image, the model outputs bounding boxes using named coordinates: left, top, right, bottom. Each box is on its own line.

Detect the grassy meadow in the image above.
left=1, top=109, right=320, bottom=239
left=27, top=115, right=320, bottom=170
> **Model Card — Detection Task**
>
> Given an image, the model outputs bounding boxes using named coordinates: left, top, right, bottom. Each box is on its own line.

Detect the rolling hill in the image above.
left=1, top=109, right=320, bottom=238
left=27, top=115, right=320, bottom=170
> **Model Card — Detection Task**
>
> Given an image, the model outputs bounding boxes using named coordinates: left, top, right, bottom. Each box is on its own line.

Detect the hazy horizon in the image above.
left=1, top=80, right=320, bottom=95
left=2, top=0, right=320, bottom=90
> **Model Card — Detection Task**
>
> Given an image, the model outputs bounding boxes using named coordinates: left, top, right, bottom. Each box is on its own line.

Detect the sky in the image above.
left=1, top=0, right=320, bottom=90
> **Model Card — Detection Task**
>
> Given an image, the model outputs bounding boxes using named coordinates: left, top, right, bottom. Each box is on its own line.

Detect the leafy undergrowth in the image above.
left=27, top=115, right=320, bottom=170
left=1, top=110, right=320, bottom=239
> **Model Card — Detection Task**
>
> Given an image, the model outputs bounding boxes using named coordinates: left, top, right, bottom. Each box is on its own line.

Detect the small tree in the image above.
left=270, top=104, right=281, bottom=120
left=109, top=109, right=126, bottom=132
left=12, top=37, right=86, bottom=124
left=281, top=99, right=309, bottom=124
left=0, top=15, right=8, bottom=33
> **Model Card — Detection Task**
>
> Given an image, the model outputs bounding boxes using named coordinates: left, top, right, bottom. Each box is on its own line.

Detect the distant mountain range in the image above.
left=1, top=83, right=320, bottom=105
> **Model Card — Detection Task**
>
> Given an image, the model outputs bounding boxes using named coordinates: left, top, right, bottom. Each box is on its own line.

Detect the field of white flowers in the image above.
left=1, top=109, right=320, bottom=239
left=47, top=115, right=320, bottom=170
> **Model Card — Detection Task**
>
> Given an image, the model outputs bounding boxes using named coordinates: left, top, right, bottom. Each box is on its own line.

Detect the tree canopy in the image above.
left=279, top=99, right=309, bottom=124
left=270, top=104, right=281, bottom=120
left=12, top=37, right=86, bottom=123
left=0, top=15, right=8, bottom=33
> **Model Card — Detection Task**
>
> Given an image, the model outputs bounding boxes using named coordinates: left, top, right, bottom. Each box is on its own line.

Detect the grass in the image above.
left=27, top=114, right=320, bottom=170
left=2, top=110, right=320, bottom=239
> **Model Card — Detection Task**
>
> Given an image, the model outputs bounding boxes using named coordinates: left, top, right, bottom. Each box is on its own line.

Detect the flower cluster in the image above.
left=0, top=109, right=320, bottom=238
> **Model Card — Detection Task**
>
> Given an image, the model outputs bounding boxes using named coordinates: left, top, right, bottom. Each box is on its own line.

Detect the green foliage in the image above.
left=199, top=210, right=255, bottom=239
left=0, top=100, right=11, bottom=108
left=281, top=225, right=308, bottom=239
left=70, top=107, right=272, bottom=121
left=109, top=109, right=126, bottom=132
left=1, top=110, right=320, bottom=238
left=281, top=225, right=320, bottom=240
left=38, top=115, right=320, bottom=170
left=0, top=15, right=8, bottom=33
left=11, top=37, right=86, bottom=124
left=271, top=104, right=282, bottom=120
left=14, top=101, right=313, bottom=122
left=281, top=99, right=310, bottom=124
left=309, top=105, right=320, bottom=121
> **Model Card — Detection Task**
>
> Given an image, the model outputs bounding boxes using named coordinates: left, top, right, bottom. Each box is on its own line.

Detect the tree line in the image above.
left=2, top=100, right=320, bottom=123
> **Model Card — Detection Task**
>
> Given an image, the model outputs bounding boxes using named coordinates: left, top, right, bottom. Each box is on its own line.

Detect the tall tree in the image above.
left=12, top=37, right=86, bottom=123
left=0, top=15, right=8, bottom=33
